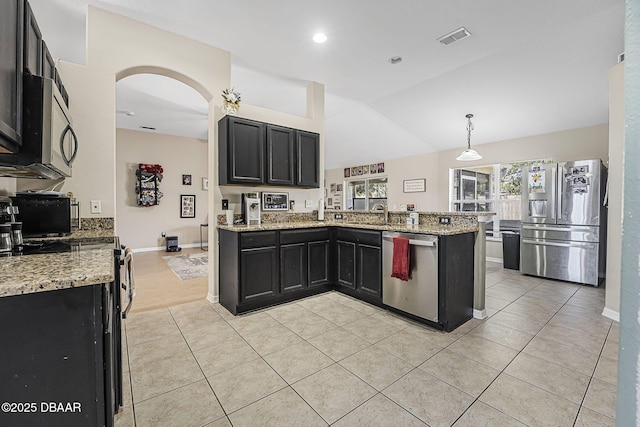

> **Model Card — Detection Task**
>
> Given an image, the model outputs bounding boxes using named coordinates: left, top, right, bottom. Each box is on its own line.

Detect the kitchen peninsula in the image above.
left=0, top=231, right=122, bottom=427
left=218, top=211, right=487, bottom=332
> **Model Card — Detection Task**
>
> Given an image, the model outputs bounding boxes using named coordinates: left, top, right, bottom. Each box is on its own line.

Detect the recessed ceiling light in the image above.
left=388, top=56, right=403, bottom=65
left=313, top=33, right=327, bottom=44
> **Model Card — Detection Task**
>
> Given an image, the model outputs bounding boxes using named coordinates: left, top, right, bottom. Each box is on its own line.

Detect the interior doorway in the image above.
left=115, top=72, right=210, bottom=308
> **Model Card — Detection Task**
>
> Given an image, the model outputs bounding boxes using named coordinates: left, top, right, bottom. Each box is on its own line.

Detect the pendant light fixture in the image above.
left=456, top=113, right=482, bottom=161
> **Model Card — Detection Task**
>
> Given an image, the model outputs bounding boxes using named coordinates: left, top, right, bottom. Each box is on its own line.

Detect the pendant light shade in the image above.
left=456, top=114, right=482, bottom=161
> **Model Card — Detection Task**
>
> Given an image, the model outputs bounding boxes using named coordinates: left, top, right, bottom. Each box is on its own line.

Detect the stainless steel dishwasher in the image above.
left=382, top=231, right=438, bottom=323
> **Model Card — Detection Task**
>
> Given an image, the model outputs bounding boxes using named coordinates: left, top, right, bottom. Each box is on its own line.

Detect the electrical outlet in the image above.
left=305, top=200, right=313, bottom=208
left=161, top=232, right=166, bottom=238
left=439, top=216, right=451, bottom=225
left=221, top=199, right=229, bottom=210
left=90, top=200, right=101, bottom=214
left=335, top=213, right=343, bottom=220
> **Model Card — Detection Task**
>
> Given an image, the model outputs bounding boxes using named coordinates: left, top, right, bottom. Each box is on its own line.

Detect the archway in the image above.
left=114, top=68, right=213, bottom=311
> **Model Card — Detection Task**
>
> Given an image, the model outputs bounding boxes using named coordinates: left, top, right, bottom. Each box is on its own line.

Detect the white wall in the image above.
left=116, top=129, right=208, bottom=250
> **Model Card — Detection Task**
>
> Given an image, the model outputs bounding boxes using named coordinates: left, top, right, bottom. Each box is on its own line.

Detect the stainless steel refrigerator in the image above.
left=520, top=159, right=607, bottom=286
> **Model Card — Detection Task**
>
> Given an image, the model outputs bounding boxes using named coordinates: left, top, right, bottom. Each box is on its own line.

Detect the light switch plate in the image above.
left=90, top=200, right=102, bottom=214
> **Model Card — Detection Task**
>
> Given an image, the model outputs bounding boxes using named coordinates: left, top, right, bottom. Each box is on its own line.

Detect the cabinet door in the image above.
left=308, top=240, right=331, bottom=287
left=41, top=40, right=55, bottom=79
left=0, top=0, right=23, bottom=152
left=240, top=246, right=278, bottom=301
left=357, top=243, right=382, bottom=297
left=266, top=124, right=295, bottom=186
left=280, top=243, right=306, bottom=293
left=296, top=131, right=319, bottom=188
left=221, top=117, right=265, bottom=185
left=23, top=0, right=42, bottom=76
left=336, top=240, right=356, bottom=289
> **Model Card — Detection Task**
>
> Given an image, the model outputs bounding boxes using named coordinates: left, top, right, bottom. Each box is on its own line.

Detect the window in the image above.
left=450, top=159, right=550, bottom=236
left=346, top=177, right=388, bottom=210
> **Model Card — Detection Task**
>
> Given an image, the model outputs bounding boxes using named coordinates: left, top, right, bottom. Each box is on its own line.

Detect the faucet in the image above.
left=371, top=203, right=389, bottom=225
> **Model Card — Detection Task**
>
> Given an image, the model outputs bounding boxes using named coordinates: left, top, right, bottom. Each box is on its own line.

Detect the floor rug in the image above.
left=162, top=252, right=208, bottom=280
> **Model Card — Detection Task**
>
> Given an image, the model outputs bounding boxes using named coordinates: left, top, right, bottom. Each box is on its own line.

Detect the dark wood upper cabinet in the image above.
left=296, top=130, right=320, bottom=188
left=219, top=116, right=265, bottom=185
left=41, top=40, right=55, bottom=80
left=266, top=124, right=295, bottom=186
left=219, top=115, right=320, bottom=188
left=0, top=0, right=24, bottom=153
left=23, top=0, right=42, bottom=76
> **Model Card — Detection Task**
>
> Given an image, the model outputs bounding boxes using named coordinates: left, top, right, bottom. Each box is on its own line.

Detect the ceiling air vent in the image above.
left=437, top=27, right=471, bottom=46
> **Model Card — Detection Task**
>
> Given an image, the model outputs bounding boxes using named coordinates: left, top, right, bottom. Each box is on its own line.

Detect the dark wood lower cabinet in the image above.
left=308, top=240, right=331, bottom=286
left=335, top=228, right=383, bottom=305
left=358, top=243, right=382, bottom=297
left=219, top=228, right=333, bottom=315
left=241, top=246, right=279, bottom=301
left=219, top=227, right=472, bottom=320
left=0, top=284, right=118, bottom=427
left=280, top=242, right=305, bottom=293
left=336, top=240, right=356, bottom=289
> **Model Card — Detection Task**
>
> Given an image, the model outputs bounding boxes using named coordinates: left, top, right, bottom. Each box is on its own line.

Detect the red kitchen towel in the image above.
left=391, top=237, right=410, bottom=281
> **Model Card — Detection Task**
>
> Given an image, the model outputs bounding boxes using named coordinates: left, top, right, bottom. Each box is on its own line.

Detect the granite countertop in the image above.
left=217, top=221, right=478, bottom=235
left=0, top=239, right=116, bottom=298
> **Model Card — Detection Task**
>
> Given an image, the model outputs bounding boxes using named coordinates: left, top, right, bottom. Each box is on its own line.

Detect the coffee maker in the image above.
left=0, top=196, right=19, bottom=223
left=241, top=193, right=261, bottom=225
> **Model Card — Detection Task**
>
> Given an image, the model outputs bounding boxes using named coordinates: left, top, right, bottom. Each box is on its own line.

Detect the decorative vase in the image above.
left=224, top=102, right=238, bottom=115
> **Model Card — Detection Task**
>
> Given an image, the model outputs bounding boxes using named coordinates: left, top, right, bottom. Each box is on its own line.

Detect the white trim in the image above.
left=132, top=243, right=204, bottom=253
left=473, top=309, right=488, bottom=319
left=602, top=307, right=620, bottom=322
left=207, top=292, right=219, bottom=304
left=486, top=256, right=502, bottom=263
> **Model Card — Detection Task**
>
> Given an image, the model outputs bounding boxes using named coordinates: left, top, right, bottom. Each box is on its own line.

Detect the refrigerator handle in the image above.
left=551, top=165, right=557, bottom=221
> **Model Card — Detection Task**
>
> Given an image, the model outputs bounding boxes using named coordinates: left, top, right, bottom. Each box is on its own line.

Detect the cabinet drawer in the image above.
left=280, top=228, right=330, bottom=244
left=356, top=229, right=381, bottom=247
left=336, top=228, right=381, bottom=246
left=240, top=231, right=278, bottom=248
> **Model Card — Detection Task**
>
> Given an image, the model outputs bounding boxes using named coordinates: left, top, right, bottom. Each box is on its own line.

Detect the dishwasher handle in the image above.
left=383, top=236, right=437, bottom=247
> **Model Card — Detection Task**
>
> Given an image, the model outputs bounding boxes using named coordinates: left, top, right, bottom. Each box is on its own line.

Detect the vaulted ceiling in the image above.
left=30, top=0, right=624, bottom=169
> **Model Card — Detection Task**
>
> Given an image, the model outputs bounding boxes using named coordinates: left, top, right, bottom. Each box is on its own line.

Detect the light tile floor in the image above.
left=115, top=262, right=618, bottom=426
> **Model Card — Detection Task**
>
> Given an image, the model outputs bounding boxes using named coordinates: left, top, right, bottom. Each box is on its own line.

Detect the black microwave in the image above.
left=11, top=193, right=80, bottom=237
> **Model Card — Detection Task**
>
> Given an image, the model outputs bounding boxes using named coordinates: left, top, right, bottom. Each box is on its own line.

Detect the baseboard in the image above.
left=132, top=243, right=204, bottom=253
left=473, top=309, right=488, bottom=319
left=602, top=307, right=620, bottom=322
left=207, top=292, right=219, bottom=304
left=486, top=257, right=502, bottom=263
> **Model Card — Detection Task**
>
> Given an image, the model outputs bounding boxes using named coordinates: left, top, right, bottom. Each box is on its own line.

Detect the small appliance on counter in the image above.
left=262, top=192, right=289, bottom=211
left=11, top=192, right=80, bottom=237
left=241, top=192, right=261, bottom=225
left=0, top=196, right=19, bottom=223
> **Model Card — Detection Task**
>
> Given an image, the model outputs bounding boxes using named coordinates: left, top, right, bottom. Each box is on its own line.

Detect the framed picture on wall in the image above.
left=182, top=174, right=192, bottom=185
left=180, top=194, right=196, bottom=218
